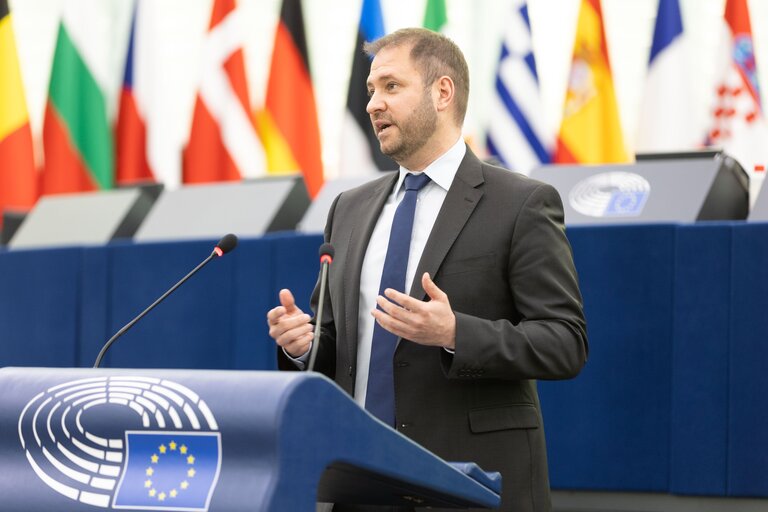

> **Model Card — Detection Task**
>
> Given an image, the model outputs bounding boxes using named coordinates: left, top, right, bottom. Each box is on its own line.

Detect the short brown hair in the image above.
left=364, top=28, right=469, bottom=125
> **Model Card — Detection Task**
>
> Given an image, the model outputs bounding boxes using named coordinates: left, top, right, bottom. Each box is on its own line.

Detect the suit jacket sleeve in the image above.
left=443, top=183, right=587, bottom=381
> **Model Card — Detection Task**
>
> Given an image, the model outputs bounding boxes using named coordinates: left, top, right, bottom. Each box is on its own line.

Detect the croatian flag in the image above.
left=705, top=0, right=768, bottom=199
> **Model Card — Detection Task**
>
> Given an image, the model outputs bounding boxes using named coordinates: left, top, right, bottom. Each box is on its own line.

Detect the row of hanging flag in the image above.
left=488, top=0, right=768, bottom=181
left=1, top=0, right=767, bottom=232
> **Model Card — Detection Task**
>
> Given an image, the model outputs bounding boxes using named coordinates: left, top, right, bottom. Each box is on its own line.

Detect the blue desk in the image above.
left=1, top=223, right=767, bottom=498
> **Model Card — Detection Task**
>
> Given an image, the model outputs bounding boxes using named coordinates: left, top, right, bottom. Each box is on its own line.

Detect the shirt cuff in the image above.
left=283, top=345, right=311, bottom=370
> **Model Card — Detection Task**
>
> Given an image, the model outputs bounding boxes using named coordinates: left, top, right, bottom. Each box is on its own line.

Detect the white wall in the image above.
left=8, top=0, right=768, bottom=179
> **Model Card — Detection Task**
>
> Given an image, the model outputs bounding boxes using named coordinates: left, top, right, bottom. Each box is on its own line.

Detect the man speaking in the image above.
left=267, top=28, right=588, bottom=512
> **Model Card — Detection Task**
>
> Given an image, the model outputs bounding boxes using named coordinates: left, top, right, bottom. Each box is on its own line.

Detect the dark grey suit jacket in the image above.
left=279, top=148, right=588, bottom=512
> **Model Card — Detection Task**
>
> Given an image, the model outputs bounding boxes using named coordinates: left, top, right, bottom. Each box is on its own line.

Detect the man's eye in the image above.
left=367, top=89, right=374, bottom=97
left=386, top=82, right=397, bottom=90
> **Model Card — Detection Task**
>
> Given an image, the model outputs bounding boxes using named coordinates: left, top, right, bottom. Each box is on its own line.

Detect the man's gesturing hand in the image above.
left=371, top=272, right=456, bottom=350
left=267, top=289, right=313, bottom=358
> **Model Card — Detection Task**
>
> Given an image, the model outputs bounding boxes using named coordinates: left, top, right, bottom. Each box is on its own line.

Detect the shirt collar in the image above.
left=394, top=136, right=466, bottom=194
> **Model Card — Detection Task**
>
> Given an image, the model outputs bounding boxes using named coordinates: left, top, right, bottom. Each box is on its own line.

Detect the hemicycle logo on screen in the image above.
left=17, top=376, right=222, bottom=511
left=569, top=171, right=651, bottom=218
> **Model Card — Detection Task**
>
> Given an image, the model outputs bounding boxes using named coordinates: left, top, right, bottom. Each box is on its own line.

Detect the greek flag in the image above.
left=486, top=0, right=551, bottom=175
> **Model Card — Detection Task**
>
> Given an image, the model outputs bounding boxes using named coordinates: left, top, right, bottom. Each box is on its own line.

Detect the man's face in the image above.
left=366, top=45, right=437, bottom=167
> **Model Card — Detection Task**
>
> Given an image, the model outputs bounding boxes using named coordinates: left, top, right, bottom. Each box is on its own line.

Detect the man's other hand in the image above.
left=267, top=289, right=313, bottom=358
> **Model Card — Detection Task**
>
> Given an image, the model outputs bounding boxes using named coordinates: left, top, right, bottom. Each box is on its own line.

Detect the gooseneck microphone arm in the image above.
left=93, top=234, right=238, bottom=368
left=308, top=243, right=334, bottom=373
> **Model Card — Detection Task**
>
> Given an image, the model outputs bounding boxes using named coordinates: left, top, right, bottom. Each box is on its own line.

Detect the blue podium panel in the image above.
left=78, top=246, right=112, bottom=367
left=231, top=237, right=277, bottom=370
left=1, top=368, right=500, bottom=511
left=670, top=224, right=731, bottom=495
left=102, top=240, right=237, bottom=369
left=541, top=225, right=676, bottom=492
left=729, top=223, right=768, bottom=497
left=0, top=247, right=82, bottom=367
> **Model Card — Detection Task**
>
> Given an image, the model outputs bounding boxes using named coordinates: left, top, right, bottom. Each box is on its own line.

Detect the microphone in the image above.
left=308, top=243, right=334, bottom=372
left=93, top=234, right=239, bottom=368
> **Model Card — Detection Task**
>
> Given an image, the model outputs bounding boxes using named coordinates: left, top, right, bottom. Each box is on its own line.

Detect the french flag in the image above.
left=116, top=6, right=154, bottom=185
left=636, top=0, right=700, bottom=152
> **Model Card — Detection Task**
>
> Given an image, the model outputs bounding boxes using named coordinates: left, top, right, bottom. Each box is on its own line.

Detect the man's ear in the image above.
left=434, top=75, right=455, bottom=113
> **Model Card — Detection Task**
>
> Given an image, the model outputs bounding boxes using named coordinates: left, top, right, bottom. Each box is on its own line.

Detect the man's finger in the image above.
left=422, top=272, right=448, bottom=302
left=279, top=289, right=298, bottom=313
left=276, top=322, right=314, bottom=347
left=376, top=295, right=413, bottom=322
left=269, top=312, right=310, bottom=340
left=382, top=288, right=423, bottom=312
left=371, top=307, right=411, bottom=339
left=266, top=305, right=287, bottom=324
left=279, top=313, right=312, bottom=331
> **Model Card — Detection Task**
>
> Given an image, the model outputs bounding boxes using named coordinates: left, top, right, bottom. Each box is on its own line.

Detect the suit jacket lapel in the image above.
left=408, top=148, right=484, bottom=300
left=343, top=172, right=399, bottom=367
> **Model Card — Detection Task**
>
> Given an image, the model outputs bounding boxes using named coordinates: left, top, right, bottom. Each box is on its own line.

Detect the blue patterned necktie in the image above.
left=365, top=172, right=431, bottom=426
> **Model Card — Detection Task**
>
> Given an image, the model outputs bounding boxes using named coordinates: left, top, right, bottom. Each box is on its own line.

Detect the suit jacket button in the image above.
left=399, top=423, right=411, bottom=429
left=396, top=362, right=409, bottom=367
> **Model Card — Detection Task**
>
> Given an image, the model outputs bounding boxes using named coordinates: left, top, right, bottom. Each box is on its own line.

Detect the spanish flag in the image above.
left=0, top=0, right=37, bottom=227
left=554, top=0, right=629, bottom=164
left=257, top=0, right=323, bottom=198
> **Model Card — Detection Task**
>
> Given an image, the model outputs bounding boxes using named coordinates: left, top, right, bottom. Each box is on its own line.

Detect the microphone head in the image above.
left=215, top=234, right=239, bottom=256
left=319, top=243, right=334, bottom=264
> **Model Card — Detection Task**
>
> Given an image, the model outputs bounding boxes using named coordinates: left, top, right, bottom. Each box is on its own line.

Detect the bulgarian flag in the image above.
left=554, top=0, right=629, bottom=164
left=183, top=0, right=265, bottom=184
left=257, top=0, right=324, bottom=198
left=0, top=0, right=37, bottom=226
left=41, top=8, right=113, bottom=194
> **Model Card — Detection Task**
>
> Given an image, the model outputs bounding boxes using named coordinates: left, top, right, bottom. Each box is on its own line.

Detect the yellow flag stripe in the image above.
left=254, top=109, right=301, bottom=176
left=0, top=14, right=30, bottom=141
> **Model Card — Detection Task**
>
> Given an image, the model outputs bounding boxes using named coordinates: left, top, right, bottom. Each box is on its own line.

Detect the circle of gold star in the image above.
left=146, top=440, right=196, bottom=501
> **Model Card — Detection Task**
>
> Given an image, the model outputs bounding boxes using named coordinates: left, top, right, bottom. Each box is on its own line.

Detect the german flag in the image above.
left=257, top=0, right=323, bottom=197
left=0, top=0, right=37, bottom=228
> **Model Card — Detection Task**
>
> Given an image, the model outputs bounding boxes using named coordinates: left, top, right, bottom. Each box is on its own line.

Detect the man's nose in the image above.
left=366, top=91, right=384, bottom=114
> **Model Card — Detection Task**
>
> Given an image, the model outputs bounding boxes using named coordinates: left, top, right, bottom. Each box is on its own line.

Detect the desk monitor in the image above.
left=8, top=187, right=157, bottom=249
left=530, top=151, right=748, bottom=225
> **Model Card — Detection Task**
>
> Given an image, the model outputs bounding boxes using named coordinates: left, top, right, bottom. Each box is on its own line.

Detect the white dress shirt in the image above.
left=353, top=137, right=465, bottom=407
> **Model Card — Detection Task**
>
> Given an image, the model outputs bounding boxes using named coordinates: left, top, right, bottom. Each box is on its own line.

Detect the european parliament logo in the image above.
left=569, top=171, right=651, bottom=218
left=17, top=376, right=222, bottom=510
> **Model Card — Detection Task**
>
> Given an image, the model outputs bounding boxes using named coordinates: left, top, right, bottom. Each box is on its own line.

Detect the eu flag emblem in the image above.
left=113, top=431, right=221, bottom=510
left=605, top=190, right=648, bottom=216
